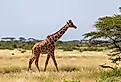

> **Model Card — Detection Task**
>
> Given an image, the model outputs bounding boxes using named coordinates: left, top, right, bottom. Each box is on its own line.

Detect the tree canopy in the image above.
left=119, top=7, right=121, bottom=12
left=1, top=37, right=16, bottom=41
left=83, top=7, right=121, bottom=66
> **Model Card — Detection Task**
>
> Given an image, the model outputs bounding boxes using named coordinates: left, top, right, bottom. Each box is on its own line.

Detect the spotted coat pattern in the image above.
left=28, top=20, right=77, bottom=72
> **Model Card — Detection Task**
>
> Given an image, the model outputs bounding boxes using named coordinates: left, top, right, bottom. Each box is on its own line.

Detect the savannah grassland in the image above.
left=0, top=49, right=116, bottom=82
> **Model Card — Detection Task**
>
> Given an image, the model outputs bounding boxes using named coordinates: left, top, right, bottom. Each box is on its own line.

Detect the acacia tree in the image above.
left=83, top=8, right=121, bottom=68
left=1, top=37, right=16, bottom=42
left=19, top=37, right=26, bottom=42
left=119, top=7, right=121, bottom=12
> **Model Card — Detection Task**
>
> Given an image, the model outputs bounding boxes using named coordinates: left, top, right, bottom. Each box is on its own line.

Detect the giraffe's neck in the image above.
left=48, top=24, right=69, bottom=42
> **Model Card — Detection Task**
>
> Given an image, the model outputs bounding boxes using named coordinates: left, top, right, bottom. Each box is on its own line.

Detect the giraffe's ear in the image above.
left=66, top=22, right=69, bottom=24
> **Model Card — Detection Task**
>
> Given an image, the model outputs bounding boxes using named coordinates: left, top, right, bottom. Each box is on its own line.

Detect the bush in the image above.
left=21, top=50, right=26, bottom=53
left=72, top=47, right=80, bottom=50
left=83, top=47, right=103, bottom=52
left=0, top=40, right=104, bottom=51
left=79, top=49, right=83, bottom=52
left=58, top=47, right=80, bottom=51
left=63, top=47, right=73, bottom=51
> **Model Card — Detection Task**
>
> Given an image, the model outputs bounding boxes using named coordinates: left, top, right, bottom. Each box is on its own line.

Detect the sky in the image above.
left=0, top=0, right=121, bottom=41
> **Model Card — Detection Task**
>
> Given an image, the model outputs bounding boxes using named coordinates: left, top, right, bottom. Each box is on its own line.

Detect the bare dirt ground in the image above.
left=0, top=49, right=111, bottom=82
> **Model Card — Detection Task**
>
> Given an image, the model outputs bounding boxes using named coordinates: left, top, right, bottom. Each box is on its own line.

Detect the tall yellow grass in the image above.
left=0, top=49, right=110, bottom=82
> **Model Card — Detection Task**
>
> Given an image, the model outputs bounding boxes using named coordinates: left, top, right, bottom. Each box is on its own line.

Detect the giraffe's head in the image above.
left=67, top=20, right=77, bottom=29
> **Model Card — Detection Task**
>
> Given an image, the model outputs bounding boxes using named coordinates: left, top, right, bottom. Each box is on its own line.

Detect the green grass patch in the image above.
left=83, top=47, right=103, bottom=51
left=98, top=68, right=121, bottom=82
left=0, top=66, right=26, bottom=73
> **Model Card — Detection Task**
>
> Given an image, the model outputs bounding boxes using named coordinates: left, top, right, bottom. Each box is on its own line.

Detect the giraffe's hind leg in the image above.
left=50, top=52, right=59, bottom=72
left=28, top=56, right=36, bottom=71
left=35, top=54, right=40, bottom=72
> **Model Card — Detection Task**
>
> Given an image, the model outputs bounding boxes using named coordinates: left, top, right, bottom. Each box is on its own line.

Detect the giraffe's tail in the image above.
left=30, top=49, right=34, bottom=58
left=32, top=49, right=34, bottom=55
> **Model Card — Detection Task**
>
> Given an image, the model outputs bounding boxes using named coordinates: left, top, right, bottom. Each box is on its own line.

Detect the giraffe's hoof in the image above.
left=27, top=68, right=32, bottom=71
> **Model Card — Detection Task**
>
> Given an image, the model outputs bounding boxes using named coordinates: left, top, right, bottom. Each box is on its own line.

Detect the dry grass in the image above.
left=0, top=49, right=110, bottom=82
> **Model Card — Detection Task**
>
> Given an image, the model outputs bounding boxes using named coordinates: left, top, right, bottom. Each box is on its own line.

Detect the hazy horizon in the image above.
left=0, top=0, right=121, bottom=40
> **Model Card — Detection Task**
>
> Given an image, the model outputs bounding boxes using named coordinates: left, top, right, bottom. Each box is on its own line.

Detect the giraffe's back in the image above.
left=32, top=39, right=55, bottom=54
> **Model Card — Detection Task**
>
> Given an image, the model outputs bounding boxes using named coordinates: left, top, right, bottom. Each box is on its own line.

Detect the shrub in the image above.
left=72, top=47, right=80, bottom=50
left=21, top=50, right=26, bottom=53
left=83, top=47, right=103, bottom=52
left=79, top=49, right=83, bottom=52
left=63, top=47, right=73, bottom=51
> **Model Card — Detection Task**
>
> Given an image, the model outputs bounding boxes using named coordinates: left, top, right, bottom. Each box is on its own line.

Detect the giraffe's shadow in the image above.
left=59, top=66, right=80, bottom=72
left=27, top=66, right=80, bottom=72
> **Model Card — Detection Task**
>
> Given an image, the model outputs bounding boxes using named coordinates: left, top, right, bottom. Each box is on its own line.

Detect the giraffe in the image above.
left=28, top=20, right=77, bottom=72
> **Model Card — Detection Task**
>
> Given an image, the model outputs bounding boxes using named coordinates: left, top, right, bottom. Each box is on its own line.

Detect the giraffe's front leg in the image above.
left=44, top=54, right=50, bottom=72
left=50, top=51, right=59, bottom=72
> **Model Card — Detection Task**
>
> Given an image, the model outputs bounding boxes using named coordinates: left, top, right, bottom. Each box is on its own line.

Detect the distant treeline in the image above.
left=0, top=37, right=108, bottom=52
